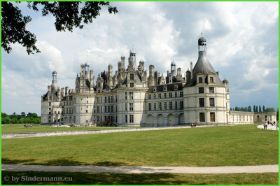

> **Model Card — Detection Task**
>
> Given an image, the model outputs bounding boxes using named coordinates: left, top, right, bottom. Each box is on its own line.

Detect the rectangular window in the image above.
left=169, top=102, right=172, bottom=110
left=130, top=74, right=134, bottom=80
left=175, top=101, right=178, bottom=110
left=210, top=98, right=215, bottom=107
left=154, top=103, right=156, bottom=110
left=199, top=98, right=205, bottom=107
left=125, top=103, right=128, bottom=111
left=125, top=92, right=127, bottom=100
left=159, top=93, right=162, bottom=99
left=153, top=94, right=156, bottom=99
left=129, top=115, right=134, bottom=123
left=130, top=83, right=134, bottom=87
left=198, top=77, right=203, bottom=83
left=175, top=92, right=177, bottom=97
left=49, top=102, right=51, bottom=106
left=159, top=102, right=162, bottom=110
left=180, top=91, right=183, bottom=97
left=210, top=112, right=215, bottom=122
left=129, top=92, right=133, bottom=100
left=199, top=112, right=205, bottom=122
left=169, top=92, right=172, bottom=98
left=164, top=102, right=167, bottom=110
left=199, top=87, right=204, bottom=93
left=210, top=77, right=214, bottom=83
left=148, top=94, right=151, bottom=99
left=125, top=115, right=128, bottom=123
left=180, top=101, right=184, bottom=109
left=129, top=103, right=133, bottom=111
left=148, top=103, right=151, bottom=111
left=164, top=93, right=167, bottom=98
left=209, top=87, right=214, bottom=93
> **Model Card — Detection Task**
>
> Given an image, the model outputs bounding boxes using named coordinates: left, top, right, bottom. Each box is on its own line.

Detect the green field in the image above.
left=1, top=124, right=129, bottom=134
left=2, top=125, right=278, bottom=166
left=2, top=172, right=278, bottom=184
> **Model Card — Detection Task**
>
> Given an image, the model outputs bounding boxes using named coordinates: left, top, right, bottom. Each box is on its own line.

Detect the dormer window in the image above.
left=153, top=87, right=157, bottom=92
left=174, top=85, right=178, bottom=90
left=130, top=74, right=134, bottom=80
left=198, top=77, right=203, bottom=83
left=209, top=76, right=214, bottom=83
left=163, top=85, right=167, bottom=91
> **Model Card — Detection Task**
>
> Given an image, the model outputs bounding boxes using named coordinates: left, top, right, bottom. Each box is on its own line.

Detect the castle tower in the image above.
left=108, top=64, right=113, bottom=87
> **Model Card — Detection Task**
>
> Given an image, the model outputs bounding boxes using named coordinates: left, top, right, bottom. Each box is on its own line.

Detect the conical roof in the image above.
left=193, top=51, right=216, bottom=75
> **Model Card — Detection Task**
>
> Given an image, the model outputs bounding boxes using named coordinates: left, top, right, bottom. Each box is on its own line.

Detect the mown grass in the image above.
left=2, top=172, right=278, bottom=184
left=1, top=124, right=129, bottom=134
left=2, top=125, right=278, bottom=166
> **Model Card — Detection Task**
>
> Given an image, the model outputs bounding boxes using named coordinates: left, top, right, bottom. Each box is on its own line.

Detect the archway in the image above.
left=167, top=114, right=176, bottom=126
left=157, top=114, right=164, bottom=127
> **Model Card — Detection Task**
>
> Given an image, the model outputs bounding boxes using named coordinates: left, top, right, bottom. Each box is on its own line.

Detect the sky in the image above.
left=2, top=2, right=278, bottom=115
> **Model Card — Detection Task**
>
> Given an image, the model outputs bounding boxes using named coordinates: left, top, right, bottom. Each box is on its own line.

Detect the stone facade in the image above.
left=41, top=37, right=277, bottom=126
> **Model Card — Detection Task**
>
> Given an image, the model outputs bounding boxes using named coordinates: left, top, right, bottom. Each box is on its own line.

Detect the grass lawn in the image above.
left=1, top=124, right=129, bottom=134
left=2, top=172, right=278, bottom=184
left=2, top=124, right=278, bottom=166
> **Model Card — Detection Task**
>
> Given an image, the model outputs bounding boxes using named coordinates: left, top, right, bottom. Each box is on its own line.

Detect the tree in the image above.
left=259, top=105, right=262, bottom=113
left=2, top=2, right=118, bottom=54
left=248, top=106, right=252, bottom=112
left=263, top=105, right=266, bottom=113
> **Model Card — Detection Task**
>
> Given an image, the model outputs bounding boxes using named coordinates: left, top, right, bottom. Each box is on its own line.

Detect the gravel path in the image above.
left=2, top=125, right=219, bottom=139
left=2, top=164, right=278, bottom=174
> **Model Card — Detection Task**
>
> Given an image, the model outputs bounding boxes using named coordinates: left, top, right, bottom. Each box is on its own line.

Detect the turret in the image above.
left=171, top=62, right=176, bottom=77
left=128, top=50, right=136, bottom=69
left=148, top=65, right=155, bottom=87
left=52, top=71, right=57, bottom=86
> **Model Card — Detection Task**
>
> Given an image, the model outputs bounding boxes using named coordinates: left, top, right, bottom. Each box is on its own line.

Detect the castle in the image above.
left=41, top=37, right=277, bottom=126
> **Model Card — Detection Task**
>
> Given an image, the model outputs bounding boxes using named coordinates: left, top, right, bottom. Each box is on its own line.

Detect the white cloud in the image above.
left=2, top=2, right=278, bottom=114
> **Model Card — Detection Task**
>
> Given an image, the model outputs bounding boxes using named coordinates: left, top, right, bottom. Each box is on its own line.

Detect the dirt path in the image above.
left=2, top=125, right=216, bottom=139
left=2, top=164, right=278, bottom=174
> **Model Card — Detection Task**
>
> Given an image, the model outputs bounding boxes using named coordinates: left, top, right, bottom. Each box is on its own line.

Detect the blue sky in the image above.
left=2, top=2, right=278, bottom=115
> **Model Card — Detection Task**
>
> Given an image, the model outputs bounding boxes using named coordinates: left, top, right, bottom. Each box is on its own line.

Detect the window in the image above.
left=164, top=93, right=167, bottom=98
left=125, top=103, right=128, bottom=111
left=130, top=83, right=134, bottom=87
left=149, top=103, right=152, bottom=111
left=198, top=77, right=203, bottom=83
left=209, top=87, right=214, bottom=94
left=210, top=112, right=215, bottom=122
left=159, top=102, right=162, bottom=110
left=175, top=101, right=178, bottom=110
left=49, top=102, right=51, bottom=106
left=199, top=98, right=205, bottom=107
left=125, top=92, right=127, bottom=100
left=130, top=73, right=134, bottom=80
left=180, top=91, right=183, bottom=97
left=210, top=77, right=214, bottom=83
left=129, top=115, right=134, bottom=123
left=180, top=101, right=183, bottom=109
left=158, top=93, right=162, bottom=99
left=169, top=102, right=172, bottom=110
left=199, top=113, right=205, bottom=122
left=163, top=86, right=167, bottom=91
left=129, top=92, right=133, bottom=100
left=209, top=98, right=215, bottom=107
left=86, top=110, right=88, bottom=113
left=164, top=102, right=167, bottom=110
left=154, top=103, right=156, bottom=110
left=174, top=85, right=178, bottom=90
left=199, top=87, right=204, bottom=93
left=169, top=92, right=172, bottom=98
left=125, top=115, right=128, bottom=123
left=105, top=106, right=107, bottom=113
left=148, top=94, right=151, bottom=99
left=129, top=103, right=134, bottom=111
left=153, top=94, right=156, bottom=99
left=175, top=92, right=177, bottom=97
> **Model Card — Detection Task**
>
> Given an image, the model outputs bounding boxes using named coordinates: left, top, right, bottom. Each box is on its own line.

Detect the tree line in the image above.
left=1, top=112, right=41, bottom=124
left=230, top=105, right=276, bottom=112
